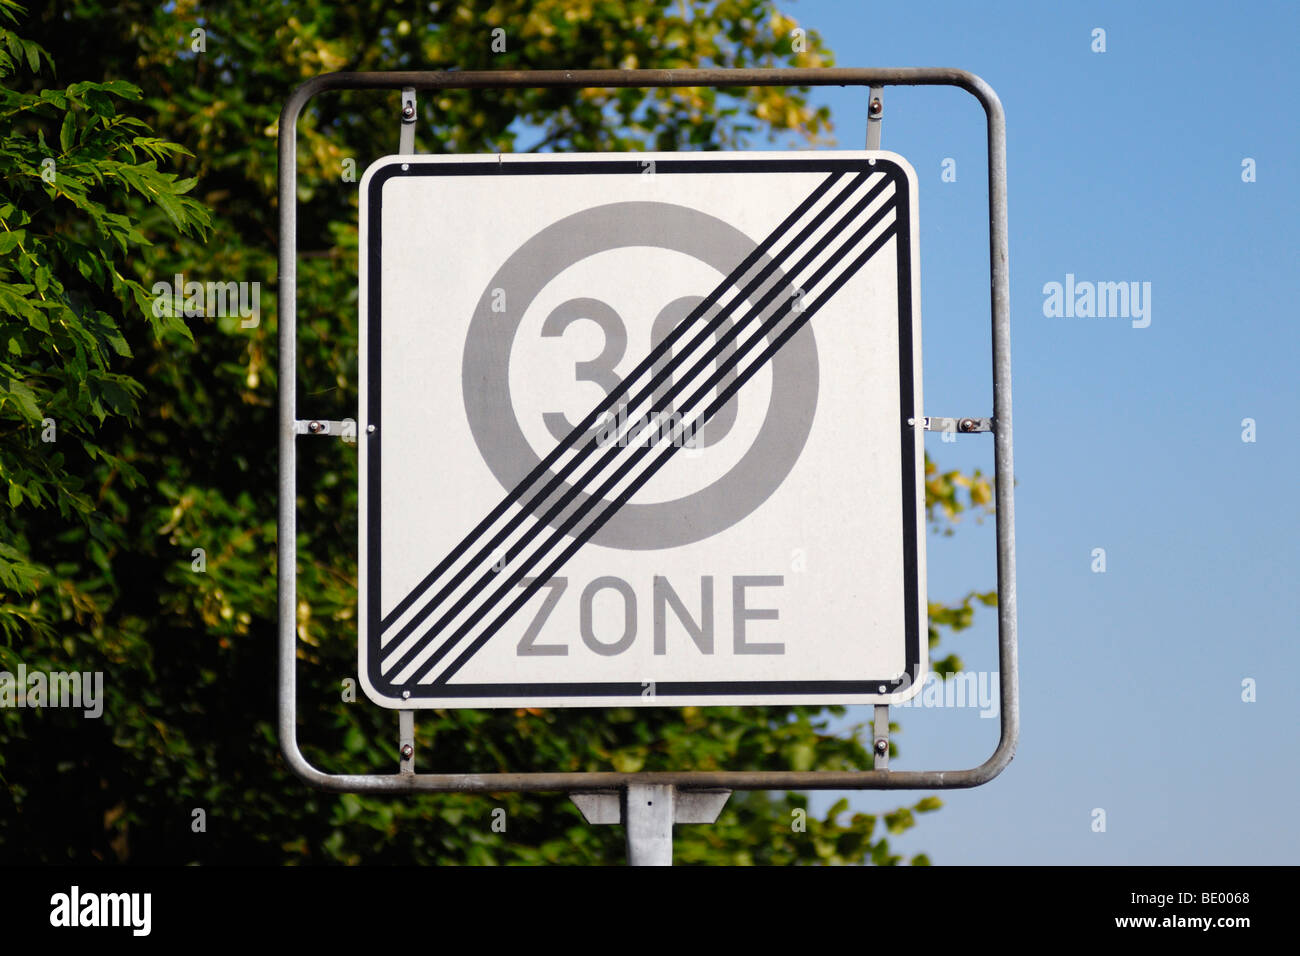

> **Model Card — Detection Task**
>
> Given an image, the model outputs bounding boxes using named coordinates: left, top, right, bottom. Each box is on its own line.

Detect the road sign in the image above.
left=357, top=151, right=926, bottom=709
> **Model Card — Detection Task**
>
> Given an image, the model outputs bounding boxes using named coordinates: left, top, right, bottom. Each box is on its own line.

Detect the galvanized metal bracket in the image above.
left=866, top=85, right=883, bottom=149
left=398, top=87, right=416, bottom=153
left=277, top=67, right=1018, bottom=798
left=293, top=418, right=357, bottom=441
left=571, top=786, right=732, bottom=866
left=914, top=416, right=993, bottom=434
left=398, top=709, right=415, bottom=774
left=873, top=704, right=890, bottom=770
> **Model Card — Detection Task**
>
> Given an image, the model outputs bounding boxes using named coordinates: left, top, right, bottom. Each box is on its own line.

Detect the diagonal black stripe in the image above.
left=428, top=224, right=902, bottom=686
left=405, top=219, right=901, bottom=686
left=383, top=183, right=896, bottom=678
left=380, top=170, right=848, bottom=631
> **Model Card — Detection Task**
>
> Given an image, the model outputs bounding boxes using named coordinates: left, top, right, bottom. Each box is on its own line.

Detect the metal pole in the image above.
left=571, top=787, right=730, bottom=865
left=623, top=785, right=674, bottom=866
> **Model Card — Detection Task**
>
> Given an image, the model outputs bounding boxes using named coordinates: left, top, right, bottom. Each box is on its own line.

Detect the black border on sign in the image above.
left=362, top=156, right=921, bottom=704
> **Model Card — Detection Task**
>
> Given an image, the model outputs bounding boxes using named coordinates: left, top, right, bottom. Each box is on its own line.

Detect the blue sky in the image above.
left=788, top=0, right=1300, bottom=863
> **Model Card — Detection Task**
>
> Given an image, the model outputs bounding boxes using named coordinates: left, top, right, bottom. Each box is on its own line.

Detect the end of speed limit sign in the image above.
left=357, top=151, right=926, bottom=709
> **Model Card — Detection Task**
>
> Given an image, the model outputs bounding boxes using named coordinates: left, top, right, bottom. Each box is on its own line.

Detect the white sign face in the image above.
left=358, top=151, right=926, bottom=709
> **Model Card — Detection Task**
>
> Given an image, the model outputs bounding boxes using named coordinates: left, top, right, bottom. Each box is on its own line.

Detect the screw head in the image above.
left=367, top=424, right=377, bottom=434
left=307, top=420, right=325, bottom=434
left=400, top=744, right=414, bottom=760
left=402, top=104, right=416, bottom=119
left=873, top=738, right=888, bottom=756
left=869, top=97, right=882, bottom=116
left=959, top=418, right=978, bottom=433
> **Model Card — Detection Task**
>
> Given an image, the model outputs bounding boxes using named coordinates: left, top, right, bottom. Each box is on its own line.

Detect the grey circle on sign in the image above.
left=462, top=201, right=819, bottom=550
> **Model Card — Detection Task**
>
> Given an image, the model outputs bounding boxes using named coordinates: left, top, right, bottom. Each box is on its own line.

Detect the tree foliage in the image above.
left=1, top=0, right=991, bottom=864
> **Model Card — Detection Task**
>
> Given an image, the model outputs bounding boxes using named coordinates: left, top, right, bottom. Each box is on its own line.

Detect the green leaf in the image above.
left=81, top=89, right=114, bottom=118
left=151, top=189, right=186, bottom=232
left=97, top=79, right=141, bottom=99
left=59, top=111, right=76, bottom=152
left=1, top=26, right=20, bottom=64
left=0, top=284, right=42, bottom=324
left=2, top=377, right=40, bottom=420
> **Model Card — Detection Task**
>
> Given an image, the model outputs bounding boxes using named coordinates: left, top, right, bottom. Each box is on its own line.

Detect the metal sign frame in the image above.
left=277, top=68, right=1017, bottom=795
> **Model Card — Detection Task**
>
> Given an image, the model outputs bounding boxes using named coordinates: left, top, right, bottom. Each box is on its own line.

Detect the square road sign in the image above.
left=357, top=151, right=926, bottom=709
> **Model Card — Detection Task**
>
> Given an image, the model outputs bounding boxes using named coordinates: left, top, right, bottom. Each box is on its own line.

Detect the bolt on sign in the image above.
left=357, top=152, right=926, bottom=709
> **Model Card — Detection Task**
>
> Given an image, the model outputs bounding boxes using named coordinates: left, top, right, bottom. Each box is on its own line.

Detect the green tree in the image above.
left=1, top=0, right=992, bottom=864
